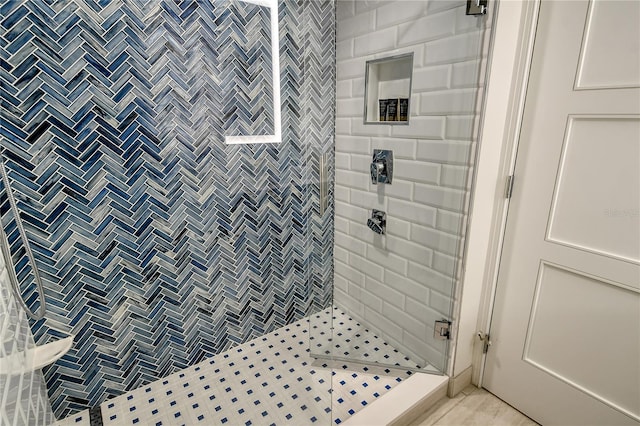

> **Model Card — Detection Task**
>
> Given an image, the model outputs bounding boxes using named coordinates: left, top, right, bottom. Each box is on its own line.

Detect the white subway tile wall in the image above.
left=334, top=0, right=490, bottom=372
left=0, top=245, right=55, bottom=425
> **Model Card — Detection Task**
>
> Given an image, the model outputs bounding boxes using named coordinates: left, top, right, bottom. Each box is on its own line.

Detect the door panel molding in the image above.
left=575, top=0, right=640, bottom=90
left=546, top=114, right=640, bottom=265
left=481, top=1, right=640, bottom=424
left=523, top=262, right=640, bottom=420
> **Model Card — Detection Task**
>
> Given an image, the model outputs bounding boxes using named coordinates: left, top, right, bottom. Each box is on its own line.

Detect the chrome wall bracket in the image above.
left=434, top=320, right=452, bottom=340
left=466, top=0, right=487, bottom=15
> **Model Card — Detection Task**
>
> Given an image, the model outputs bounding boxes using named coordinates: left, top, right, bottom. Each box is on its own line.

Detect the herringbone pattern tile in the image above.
left=0, top=0, right=335, bottom=417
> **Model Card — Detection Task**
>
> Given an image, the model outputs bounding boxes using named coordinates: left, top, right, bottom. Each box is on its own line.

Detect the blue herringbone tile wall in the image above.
left=0, top=0, right=335, bottom=417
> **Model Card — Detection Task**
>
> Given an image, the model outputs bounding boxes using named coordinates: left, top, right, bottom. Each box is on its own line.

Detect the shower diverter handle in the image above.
left=370, top=149, right=393, bottom=185
left=371, top=161, right=385, bottom=182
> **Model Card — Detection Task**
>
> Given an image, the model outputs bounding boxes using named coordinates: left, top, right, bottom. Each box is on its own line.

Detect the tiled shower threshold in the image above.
left=56, top=308, right=434, bottom=426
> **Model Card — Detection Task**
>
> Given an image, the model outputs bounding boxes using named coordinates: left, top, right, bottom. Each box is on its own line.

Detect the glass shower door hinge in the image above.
left=466, top=0, right=487, bottom=15
left=434, top=320, right=451, bottom=340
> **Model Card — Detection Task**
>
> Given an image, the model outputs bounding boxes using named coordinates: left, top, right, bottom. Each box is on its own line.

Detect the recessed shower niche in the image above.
left=364, top=53, right=413, bottom=124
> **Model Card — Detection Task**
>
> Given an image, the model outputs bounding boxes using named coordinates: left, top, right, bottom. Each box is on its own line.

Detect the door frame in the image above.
left=450, top=0, right=542, bottom=386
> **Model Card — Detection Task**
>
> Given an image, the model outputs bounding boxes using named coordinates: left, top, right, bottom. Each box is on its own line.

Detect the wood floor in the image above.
left=411, top=385, right=539, bottom=425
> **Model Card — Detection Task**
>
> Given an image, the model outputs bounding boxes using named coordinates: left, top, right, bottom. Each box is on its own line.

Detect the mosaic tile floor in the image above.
left=310, top=306, right=427, bottom=371
left=56, top=308, right=416, bottom=426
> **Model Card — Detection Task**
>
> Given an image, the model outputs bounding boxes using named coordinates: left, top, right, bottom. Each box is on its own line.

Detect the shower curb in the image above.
left=342, top=373, right=448, bottom=425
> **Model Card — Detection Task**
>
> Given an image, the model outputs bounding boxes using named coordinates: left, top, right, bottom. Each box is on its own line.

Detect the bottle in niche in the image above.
left=399, top=98, right=409, bottom=121
left=386, top=98, right=398, bottom=121
left=379, top=99, right=388, bottom=121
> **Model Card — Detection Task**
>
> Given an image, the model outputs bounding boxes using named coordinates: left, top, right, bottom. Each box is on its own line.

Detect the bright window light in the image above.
left=225, top=0, right=281, bottom=144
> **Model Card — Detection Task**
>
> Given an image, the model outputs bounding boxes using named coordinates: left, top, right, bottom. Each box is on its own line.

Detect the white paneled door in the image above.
left=483, top=1, right=640, bottom=425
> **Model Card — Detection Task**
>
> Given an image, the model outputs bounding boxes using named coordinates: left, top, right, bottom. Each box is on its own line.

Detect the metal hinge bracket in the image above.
left=466, top=0, right=487, bottom=16
left=434, top=320, right=452, bottom=340
left=504, top=175, right=515, bottom=199
left=478, top=331, right=492, bottom=353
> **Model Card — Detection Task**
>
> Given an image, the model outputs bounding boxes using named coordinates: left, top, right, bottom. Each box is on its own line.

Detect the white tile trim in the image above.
left=343, top=372, right=448, bottom=426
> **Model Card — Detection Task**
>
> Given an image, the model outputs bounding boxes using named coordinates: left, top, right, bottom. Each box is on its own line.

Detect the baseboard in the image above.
left=447, top=366, right=472, bottom=397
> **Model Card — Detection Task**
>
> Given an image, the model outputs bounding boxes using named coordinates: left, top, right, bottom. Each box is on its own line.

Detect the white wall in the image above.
left=452, top=0, right=538, bottom=381
left=334, top=0, right=491, bottom=372
left=0, top=241, right=55, bottom=425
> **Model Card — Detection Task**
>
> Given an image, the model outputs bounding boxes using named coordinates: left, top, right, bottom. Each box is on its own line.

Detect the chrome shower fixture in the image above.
left=367, top=210, right=386, bottom=235
left=370, top=149, right=393, bottom=185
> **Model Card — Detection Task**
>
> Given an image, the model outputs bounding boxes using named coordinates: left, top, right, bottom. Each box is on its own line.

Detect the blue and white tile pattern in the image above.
left=56, top=308, right=414, bottom=425
left=0, top=0, right=335, bottom=417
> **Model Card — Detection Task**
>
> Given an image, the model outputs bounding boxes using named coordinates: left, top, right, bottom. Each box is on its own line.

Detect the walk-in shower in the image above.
left=0, top=0, right=493, bottom=423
